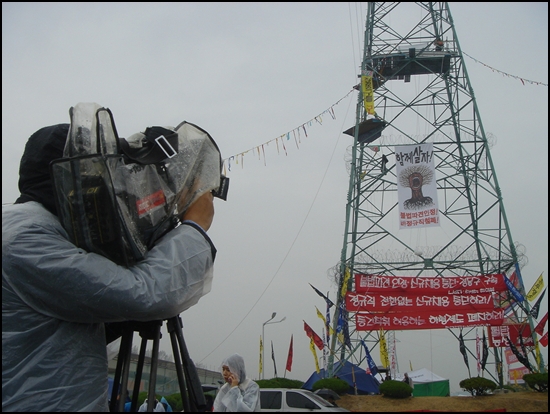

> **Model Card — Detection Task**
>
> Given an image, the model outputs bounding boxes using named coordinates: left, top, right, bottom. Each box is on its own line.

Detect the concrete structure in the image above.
left=108, top=353, right=223, bottom=396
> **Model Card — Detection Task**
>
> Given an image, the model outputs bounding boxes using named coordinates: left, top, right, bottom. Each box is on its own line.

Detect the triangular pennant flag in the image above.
left=534, top=312, right=548, bottom=336
left=526, top=273, right=545, bottom=302
left=529, top=288, right=546, bottom=319
left=303, top=320, right=324, bottom=350
left=309, top=283, right=335, bottom=308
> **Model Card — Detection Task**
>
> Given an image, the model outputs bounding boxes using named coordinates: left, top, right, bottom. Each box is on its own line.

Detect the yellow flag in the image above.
left=379, top=329, right=389, bottom=368
left=362, top=74, right=375, bottom=115
left=310, top=337, right=320, bottom=373
left=315, top=306, right=325, bottom=323
left=526, top=273, right=545, bottom=301
left=340, top=267, right=351, bottom=298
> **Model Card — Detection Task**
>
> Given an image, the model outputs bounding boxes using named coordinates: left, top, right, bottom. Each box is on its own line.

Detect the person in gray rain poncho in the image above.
left=213, top=354, right=261, bottom=412
left=2, top=123, right=217, bottom=412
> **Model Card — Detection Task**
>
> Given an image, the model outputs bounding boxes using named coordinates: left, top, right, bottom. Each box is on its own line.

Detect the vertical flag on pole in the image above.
left=285, top=334, right=293, bottom=373
left=259, top=335, right=263, bottom=378
left=379, top=329, right=389, bottom=369
left=309, top=337, right=320, bottom=373
left=336, top=301, right=351, bottom=348
left=481, top=330, right=489, bottom=373
left=340, top=267, right=351, bottom=298
left=362, top=72, right=375, bottom=115
left=459, top=330, right=471, bottom=377
left=271, top=340, right=278, bottom=378
left=325, top=300, right=331, bottom=345
left=360, top=340, right=379, bottom=376
left=476, top=329, right=481, bottom=376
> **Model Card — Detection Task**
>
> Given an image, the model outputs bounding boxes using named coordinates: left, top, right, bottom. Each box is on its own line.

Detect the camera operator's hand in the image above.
left=182, top=192, right=214, bottom=231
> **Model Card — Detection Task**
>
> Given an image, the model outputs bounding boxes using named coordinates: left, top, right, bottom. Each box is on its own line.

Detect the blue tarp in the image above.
left=302, top=360, right=380, bottom=395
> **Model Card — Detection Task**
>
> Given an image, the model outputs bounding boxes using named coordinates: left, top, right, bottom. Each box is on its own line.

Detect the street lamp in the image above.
left=261, top=312, right=286, bottom=379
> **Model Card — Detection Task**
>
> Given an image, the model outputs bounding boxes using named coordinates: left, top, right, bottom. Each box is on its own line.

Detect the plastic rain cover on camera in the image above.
left=51, top=102, right=222, bottom=266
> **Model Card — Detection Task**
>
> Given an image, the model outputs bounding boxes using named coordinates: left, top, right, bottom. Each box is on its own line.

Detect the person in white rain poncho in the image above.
left=2, top=122, right=217, bottom=412
left=213, top=354, right=261, bottom=412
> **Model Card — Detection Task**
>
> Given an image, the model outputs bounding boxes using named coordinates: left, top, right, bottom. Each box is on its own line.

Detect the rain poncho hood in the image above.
left=213, top=354, right=261, bottom=412
left=14, top=123, right=69, bottom=215
left=222, top=353, right=247, bottom=385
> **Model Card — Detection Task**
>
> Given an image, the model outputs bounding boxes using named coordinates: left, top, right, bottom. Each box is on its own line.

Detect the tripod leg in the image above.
left=130, top=336, right=148, bottom=411
left=168, top=327, right=191, bottom=412
left=117, top=329, right=134, bottom=412
left=145, top=321, right=162, bottom=411
left=110, top=326, right=133, bottom=412
left=167, top=316, right=206, bottom=412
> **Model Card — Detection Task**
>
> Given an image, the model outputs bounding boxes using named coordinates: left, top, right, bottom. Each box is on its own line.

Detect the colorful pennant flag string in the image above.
left=462, top=51, right=548, bottom=87
left=223, top=89, right=355, bottom=172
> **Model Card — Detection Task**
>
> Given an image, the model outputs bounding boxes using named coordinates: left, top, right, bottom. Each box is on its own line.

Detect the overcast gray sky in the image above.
left=3, top=2, right=548, bottom=393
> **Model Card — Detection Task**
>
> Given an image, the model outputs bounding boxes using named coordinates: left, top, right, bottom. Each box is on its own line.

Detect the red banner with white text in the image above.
left=355, top=274, right=507, bottom=295
left=355, top=309, right=504, bottom=331
left=487, top=323, right=534, bottom=347
left=346, top=291, right=497, bottom=312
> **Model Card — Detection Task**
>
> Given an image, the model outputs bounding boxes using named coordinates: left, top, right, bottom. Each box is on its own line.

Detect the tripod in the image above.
left=108, top=316, right=206, bottom=412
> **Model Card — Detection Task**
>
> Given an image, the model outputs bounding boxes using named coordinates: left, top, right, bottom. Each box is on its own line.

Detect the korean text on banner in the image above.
left=526, top=273, right=545, bottom=301
left=362, top=72, right=375, bottom=115
left=395, top=143, right=440, bottom=229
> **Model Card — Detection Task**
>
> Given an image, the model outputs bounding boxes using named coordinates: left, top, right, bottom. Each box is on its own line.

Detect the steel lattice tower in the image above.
left=328, top=2, right=544, bottom=386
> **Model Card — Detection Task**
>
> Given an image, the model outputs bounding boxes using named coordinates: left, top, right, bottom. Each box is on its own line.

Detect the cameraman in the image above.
left=2, top=124, right=216, bottom=412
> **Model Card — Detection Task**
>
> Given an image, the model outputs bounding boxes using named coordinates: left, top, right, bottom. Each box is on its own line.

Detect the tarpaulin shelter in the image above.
left=394, top=368, right=450, bottom=397
left=302, top=360, right=380, bottom=395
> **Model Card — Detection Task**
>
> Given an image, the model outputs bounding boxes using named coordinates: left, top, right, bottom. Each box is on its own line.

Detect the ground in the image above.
left=336, top=390, right=548, bottom=412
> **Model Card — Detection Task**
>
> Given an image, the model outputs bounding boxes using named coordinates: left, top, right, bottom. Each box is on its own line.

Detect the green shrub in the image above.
left=256, top=377, right=304, bottom=389
left=499, top=384, right=517, bottom=392
left=459, top=376, right=497, bottom=396
left=166, top=393, right=182, bottom=412
left=312, top=378, right=350, bottom=394
left=523, top=373, right=548, bottom=392
left=378, top=379, right=412, bottom=398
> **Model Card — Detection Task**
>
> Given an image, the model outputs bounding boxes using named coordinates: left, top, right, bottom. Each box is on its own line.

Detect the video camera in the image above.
left=51, top=102, right=228, bottom=266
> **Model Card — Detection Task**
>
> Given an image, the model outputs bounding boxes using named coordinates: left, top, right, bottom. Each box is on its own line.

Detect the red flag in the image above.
left=286, top=335, right=293, bottom=372
left=303, top=321, right=324, bottom=350
left=535, top=312, right=548, bottom=336
left=539, top=331, right=548, bottom=347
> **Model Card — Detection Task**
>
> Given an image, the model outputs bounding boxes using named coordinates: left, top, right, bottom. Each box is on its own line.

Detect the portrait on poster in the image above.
left=395, top=143, right=440, bottom=229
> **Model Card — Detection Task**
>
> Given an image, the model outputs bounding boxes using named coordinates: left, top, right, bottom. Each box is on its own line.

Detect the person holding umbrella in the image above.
left=314, top=389, right=341, bottom=406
